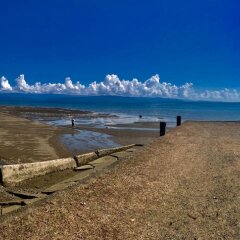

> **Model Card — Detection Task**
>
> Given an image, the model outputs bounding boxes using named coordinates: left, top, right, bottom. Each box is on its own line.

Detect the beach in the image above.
left=1, top=1, right=239, bottom=238
left=0, top=115, right=239, bottom=239
left=0, top=106, right=158, bottom=202
left=0, top=106, right=159, bottom=159
left=0, top=110, right=73, bottom=165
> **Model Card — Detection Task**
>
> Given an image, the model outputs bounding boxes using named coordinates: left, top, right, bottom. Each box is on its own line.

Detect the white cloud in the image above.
left=0, top=74, right=239, bottom=101
left=0, top=76, right=12, bottom=91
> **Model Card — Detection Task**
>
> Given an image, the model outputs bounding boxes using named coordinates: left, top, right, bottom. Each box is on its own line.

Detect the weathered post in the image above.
left=160, top=122, right=166, bottom=136
left=176, top=116, right=181, bottom=126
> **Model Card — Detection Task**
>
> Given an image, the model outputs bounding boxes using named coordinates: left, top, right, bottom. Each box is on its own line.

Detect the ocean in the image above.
left=0, top=93, right=239, bottom=123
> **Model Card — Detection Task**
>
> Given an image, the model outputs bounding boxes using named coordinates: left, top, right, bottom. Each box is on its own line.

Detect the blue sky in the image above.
left=0, top=0, right=239, bottom=93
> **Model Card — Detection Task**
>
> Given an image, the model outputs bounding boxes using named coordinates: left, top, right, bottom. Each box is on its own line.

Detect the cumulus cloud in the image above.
left=0, top=76, right=12, bottom=91
left=0, top=74, right=239, bottom=101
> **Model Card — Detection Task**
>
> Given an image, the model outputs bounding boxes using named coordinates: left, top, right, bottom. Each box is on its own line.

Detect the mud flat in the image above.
left=0, top=121, right=239, bottom=239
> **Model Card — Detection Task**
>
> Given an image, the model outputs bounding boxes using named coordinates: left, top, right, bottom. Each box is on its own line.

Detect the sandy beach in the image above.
left=0, top=111, right=73, bottom=165
left=1, top=1, right=239, bottom=238
left=0, top=106, right=159, bottom=158
left=0, top=119, right=239, bottom=239
left=0, top=106, right=158, bottom=202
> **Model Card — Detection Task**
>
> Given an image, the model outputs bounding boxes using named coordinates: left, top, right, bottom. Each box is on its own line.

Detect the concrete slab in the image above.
left=74, top=165, right=94, bottom=171
left=24, top=196, right=47, bottom=205
left=42, top=156, right=118, bottom=194
left=1, top=205, right=22, bottom=215
left=0, top=200, right=26, bottom=206
left=42, top=181, right=77, bottom=194
left=90, top=156, right=118, bottom=170
left=6, top=190, right=46, bottom=199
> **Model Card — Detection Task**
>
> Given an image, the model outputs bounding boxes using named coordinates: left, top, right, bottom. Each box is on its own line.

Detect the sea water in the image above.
left=0, top=93, right=240, bottom=122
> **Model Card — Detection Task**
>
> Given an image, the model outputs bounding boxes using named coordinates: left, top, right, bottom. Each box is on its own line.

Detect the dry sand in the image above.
left=0, top=121, right=239, bottom=239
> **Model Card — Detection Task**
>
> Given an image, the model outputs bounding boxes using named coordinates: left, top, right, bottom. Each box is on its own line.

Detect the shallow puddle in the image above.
left=60, top=130, right=121, bottom=154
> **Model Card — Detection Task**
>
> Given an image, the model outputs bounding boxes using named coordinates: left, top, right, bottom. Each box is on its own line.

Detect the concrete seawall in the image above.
left=74, top=144, right=136, bottom=166
left=0, top=157, right=77, bottom=186
left=0, top=145, right=136, bottom=186
left=96, top=144, right=136, bottom=157
left=74, top=152, right=98, bottom=166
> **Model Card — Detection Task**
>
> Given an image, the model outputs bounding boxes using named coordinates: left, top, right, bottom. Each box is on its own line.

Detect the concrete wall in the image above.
left=1, top=157, right=77, bottom=186
left=0, top=144, right=136, bottom=186
left=74, top=145, right=136, bottom=166
left=96, top=144, right=136, bottom=157
left=74, top=152, right=98, bottom=166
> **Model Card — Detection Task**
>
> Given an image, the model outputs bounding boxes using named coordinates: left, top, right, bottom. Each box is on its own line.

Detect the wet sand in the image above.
left=0, top=106, right=158, bottom=202
left=0, top=112, right=74, bottom=165
left=0, top=106, right=159, bottom=158
left=74, top=125, right=159, bottom=146
left=0, top=105, right=116, bottom=121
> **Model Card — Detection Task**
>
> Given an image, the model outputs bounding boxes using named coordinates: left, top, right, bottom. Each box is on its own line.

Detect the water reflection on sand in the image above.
left=47, top=113, right=164, bottom=154
left=60, top=130, right=121, bottom=155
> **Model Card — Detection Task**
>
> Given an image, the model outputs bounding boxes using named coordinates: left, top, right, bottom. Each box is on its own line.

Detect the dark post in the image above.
left=177, top=116, right=181, bottom=126
left=160, top=122, right=166, bottom=136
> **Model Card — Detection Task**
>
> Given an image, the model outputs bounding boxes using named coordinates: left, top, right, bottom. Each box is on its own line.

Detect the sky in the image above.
left=0, top=0, right=240, bottom=100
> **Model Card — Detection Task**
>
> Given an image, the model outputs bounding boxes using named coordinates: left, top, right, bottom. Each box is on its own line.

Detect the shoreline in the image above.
left=0, top=106, right=160, bottom=158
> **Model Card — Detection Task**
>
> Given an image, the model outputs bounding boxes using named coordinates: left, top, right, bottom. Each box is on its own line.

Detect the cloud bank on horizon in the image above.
left=0, top=74, right=239, bottom=102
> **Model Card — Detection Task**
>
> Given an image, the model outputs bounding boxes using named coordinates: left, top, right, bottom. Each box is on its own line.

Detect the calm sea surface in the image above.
left=0, top=93, right=240, bottom=122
